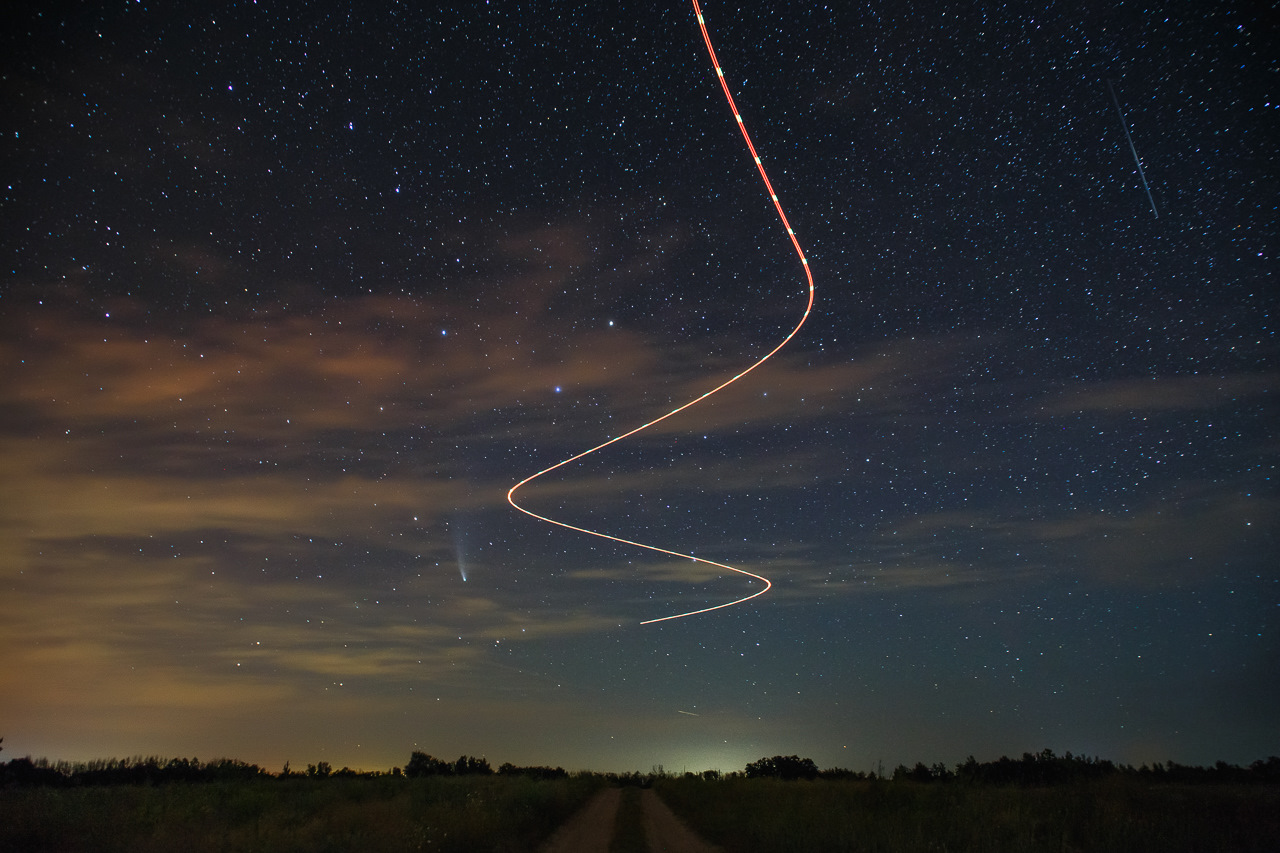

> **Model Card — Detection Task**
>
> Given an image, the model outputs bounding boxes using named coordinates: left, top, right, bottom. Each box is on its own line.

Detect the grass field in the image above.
left=654, top=775, right=1280, bottom=853
left=4, top=765, right=1278, bottom=852
left=0, top=774, right=603, bottom=853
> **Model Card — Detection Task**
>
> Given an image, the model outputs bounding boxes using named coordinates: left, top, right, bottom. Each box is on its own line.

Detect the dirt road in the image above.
left=638, top=789, right=719, bottom=852
left=538, top=787, right=621, bottom=853
left=538, top=787, right=720, bottom=853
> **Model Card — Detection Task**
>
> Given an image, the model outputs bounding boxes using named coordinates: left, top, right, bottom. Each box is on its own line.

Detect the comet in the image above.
left=508, top=0, right=813, bottom=624
left=452, top=522, right=469, bottom=582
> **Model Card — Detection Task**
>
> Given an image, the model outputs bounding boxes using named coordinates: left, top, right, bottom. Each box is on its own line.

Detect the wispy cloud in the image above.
left=1035, top=372, right=1277, bottom=415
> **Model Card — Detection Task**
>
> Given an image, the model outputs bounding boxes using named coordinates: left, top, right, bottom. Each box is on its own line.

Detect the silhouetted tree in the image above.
left=1250, top=756, right=1280, bottom=783
left=454, top=755, right=493, bottom=775
left=894, top=762, right=939, bottom=783
left=498, top=762, right=568, bottom=780
left=745, top=755, right=819, bottom=780
left=406, top=751, right=452, bottom=777
left=1, top=756, right=65, bottom=787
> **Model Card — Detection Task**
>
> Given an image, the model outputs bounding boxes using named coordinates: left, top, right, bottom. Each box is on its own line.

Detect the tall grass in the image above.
left=0, top=774, right=603, bottom=853
left=653, top=775, right=1280, bottom=853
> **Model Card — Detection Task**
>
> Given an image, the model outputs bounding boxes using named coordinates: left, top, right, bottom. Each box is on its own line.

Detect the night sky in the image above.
left=2, top=0, right=1275, bottom=774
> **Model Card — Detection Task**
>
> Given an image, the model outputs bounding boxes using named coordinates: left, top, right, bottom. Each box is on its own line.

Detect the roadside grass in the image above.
left=653, top=775, right=1280, bottom=853
left=7, top=769, right=1277, bottom=853
left=0, top=774, right=603, bottom=853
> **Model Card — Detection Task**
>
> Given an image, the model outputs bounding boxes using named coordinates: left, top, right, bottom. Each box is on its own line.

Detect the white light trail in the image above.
left=1107, top=78, right=1159, bottom=218
left=508, top=0, right=814, bottom=623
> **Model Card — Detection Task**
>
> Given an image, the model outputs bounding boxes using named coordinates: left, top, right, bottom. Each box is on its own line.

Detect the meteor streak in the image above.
left=508, top=0, right=814, bottom=623
left=1107, top=78, right=1159, bottom=218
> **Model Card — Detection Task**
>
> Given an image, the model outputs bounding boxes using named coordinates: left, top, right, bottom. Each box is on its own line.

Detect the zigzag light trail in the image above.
left=507, top=0, right=814, bottom=624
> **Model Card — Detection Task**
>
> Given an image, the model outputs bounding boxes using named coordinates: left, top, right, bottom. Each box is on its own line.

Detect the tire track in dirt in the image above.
left=538, top=787, right=622, bottom=853
left=639, top=788, right=720, bottom=853
left=537, top=787, right=720, bottom=853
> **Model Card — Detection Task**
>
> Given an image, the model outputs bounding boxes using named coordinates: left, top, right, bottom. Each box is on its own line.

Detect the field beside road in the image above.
left=0, top=773, right=602, bottom=853
left=656, top=774, right=1280, bottom=853
left=4, top=754, right=1279, bottom=853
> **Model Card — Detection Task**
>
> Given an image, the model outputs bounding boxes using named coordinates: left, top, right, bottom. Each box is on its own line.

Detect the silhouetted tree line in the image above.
left=5, top=740, right=1278, bottom=788
left=1137, top=756, right=1280, bottom=786
left=497, top=762, right=570, bottom=780
left=0, top=747, right=570, bottom=788
left=724, top=749, right=1280, bottom=787
left=812, top=749, right=1280, bottom=787
left=404, top=752, right=494, bottom=777
left=279, top=761, right=394, bottom=779
left=745, top=755, right=820, bottom=780
left=892, top=749, right=1280, bottom=787
left=0, top=755, right=270, bottom=787
left=934, top=749, right=1118, bottom=785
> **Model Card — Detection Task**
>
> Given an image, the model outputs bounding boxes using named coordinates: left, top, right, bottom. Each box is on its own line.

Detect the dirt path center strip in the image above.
left=538, top=787, right=720, bottom=853
left=538, top=787, right=622, bottom=853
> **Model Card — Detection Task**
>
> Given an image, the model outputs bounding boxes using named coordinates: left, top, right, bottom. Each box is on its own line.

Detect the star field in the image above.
left=0, top=0, right=1274, bottom=773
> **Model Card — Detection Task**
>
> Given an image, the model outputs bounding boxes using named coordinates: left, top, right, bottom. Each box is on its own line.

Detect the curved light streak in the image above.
left=508, top=0, right=814, bottom=624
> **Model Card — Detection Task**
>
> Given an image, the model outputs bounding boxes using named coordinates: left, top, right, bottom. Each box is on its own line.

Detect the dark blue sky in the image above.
left=2, top=0, right=1274, bottom=772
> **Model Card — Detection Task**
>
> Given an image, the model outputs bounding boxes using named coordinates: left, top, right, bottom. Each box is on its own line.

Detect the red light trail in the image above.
left=508, top=0, right=814, bottom=624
